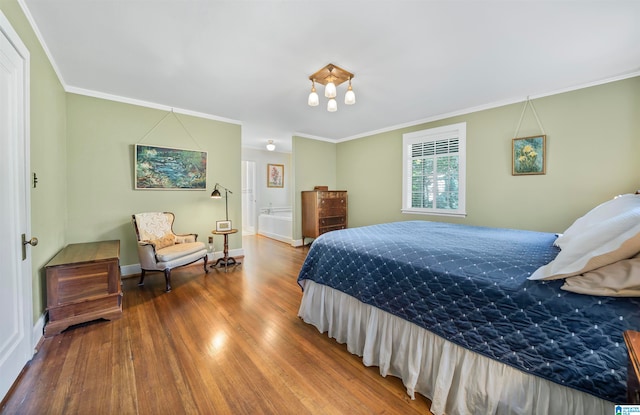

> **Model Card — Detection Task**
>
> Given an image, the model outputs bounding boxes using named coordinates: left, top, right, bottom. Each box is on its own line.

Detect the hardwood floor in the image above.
left=1, top=235, right=433, bottom=415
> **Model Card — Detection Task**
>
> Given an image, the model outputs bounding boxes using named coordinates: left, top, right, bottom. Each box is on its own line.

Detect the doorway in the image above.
left=241, top=160, right=256, bottom=235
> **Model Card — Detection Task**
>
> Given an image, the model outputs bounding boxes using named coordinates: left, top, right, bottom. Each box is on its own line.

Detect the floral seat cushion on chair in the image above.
left=132, top=212, right=208, bottom=292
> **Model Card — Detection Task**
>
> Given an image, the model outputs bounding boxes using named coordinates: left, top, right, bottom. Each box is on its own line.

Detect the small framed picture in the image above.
left=267, top=163, right=284, bottom=188
left=216, top=220, right=232, bottom=232
left=512, top=135, right=546, bottom=175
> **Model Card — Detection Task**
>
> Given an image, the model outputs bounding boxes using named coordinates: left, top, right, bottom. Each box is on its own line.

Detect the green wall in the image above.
left=2, top=0, right=243, bottom=324
left=1, top=0, right=68, bottom=323
left=336, top=77, right=640, bottom=233
left=3, top=0, right=640, bottom=325
left=66, top=94, right=242, bottom=266
left=292, top=136, right=336, bottom=241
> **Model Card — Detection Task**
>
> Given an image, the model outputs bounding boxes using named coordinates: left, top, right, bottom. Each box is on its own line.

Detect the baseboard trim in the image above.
left=257, top=231, right=292, bottom=246
left=121, top=263, right=141, bottom=277
left=32, top=313, right=45, bottom=353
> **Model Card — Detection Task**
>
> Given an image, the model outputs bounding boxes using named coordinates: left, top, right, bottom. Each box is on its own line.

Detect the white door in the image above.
left=241, top=160, right=256, bottom=235
left=0, top=12, right=34, bottom=401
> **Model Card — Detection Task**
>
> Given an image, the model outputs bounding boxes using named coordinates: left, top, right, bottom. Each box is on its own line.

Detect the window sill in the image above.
left=401, top=208, right=467, bottom=218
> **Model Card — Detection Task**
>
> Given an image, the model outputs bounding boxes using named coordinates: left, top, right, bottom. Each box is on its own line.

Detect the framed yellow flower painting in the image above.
left=512, top=135, right=546, bottom=175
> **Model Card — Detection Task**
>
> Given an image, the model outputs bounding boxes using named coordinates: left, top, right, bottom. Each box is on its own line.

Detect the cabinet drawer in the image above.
left=319, top=207, right=346, bottom=218
left=314, top=191, right=345, bottom=199
left=319, top=224, right=346, bottom=235
left=320, top=216, right=346, bottom=227
left=319, top=197, right=346, bottom=208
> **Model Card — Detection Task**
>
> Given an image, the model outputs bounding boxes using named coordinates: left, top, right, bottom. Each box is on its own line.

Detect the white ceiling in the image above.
left=21, top=0, right=640, bottom=153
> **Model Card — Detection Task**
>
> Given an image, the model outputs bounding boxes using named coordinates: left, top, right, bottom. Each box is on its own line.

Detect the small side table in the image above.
left=211, top=229, right=241, bottom=272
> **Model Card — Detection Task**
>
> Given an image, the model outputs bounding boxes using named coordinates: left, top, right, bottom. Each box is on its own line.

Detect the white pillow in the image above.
left=529, top=200, right=640, bottom=280
left=561, top=254, right=640, bottom=296
left=554, top=194, right=640, bottom=249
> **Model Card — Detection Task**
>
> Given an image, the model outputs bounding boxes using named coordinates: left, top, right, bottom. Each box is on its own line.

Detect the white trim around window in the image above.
left=402, top=122, right=466, bottom=217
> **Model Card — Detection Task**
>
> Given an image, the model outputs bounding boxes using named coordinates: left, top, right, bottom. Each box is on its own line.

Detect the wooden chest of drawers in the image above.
left=44, top=240, right=122, bottom=337
left=301, top=190, right=348, bottom=244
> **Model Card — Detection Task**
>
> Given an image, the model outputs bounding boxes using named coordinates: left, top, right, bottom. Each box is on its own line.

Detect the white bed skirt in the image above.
left=298, top=280, right=614, bottom=415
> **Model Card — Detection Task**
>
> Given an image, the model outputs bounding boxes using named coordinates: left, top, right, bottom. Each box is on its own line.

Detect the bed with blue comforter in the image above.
left=297, top=221, right=640, bottom=414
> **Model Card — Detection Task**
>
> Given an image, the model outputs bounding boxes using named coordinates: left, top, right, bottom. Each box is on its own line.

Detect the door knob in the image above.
left=24, top=236, right=38, bottom=246
left=21, top=234, right=38, bottom=260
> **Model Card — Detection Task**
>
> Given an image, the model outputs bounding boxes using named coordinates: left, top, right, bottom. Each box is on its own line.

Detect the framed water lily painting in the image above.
left=512, top=135, right=546, bottom=176
left=135, top=144, right=207, bottom=189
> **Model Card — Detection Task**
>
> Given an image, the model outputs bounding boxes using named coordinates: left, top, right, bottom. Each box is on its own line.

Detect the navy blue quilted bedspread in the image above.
left=297, top=221, right=640, bottom=403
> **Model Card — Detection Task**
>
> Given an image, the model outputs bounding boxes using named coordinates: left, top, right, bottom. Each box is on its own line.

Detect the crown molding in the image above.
left=291, top=132, right=336, bottom=143
left=65, top=86, right=242, bottom=125
left=336, top=70, right=640, bottom=143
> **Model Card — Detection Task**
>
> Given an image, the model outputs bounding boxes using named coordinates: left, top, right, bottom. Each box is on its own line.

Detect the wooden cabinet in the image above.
left=625, top=330, right=640, bottom=403
left=44, top=240, right=122, bottom=337
left=301, top=190, right=348, bottom=243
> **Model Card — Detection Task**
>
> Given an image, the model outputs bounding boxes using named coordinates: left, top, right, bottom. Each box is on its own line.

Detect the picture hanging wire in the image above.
left=513, top=97, right=546, bottom=138
left=136, top=108, right=203, bottom=149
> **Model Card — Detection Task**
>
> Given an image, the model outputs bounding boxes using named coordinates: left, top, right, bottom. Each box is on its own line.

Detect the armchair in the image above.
left=132, top=212, right=208, bottom=292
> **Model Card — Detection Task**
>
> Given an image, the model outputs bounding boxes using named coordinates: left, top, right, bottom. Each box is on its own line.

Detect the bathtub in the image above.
left=258, top=207, right=292, bottom=244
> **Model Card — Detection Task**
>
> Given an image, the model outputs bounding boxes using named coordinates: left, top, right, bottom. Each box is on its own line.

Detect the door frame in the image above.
left=0, top=9, right=34, bottom=400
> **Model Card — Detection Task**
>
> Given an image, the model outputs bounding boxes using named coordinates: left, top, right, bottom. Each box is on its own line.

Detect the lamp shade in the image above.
left=325, top=81, right=337, bottom=98
left=327, top=98, right=337, bottom=112
left=308, top=91, right=319, bottom=106
left=308, top=81, right=319, bottom=106
left=210, top=183, right=232, bottom=221
left=266, top=140, right=276, bottom=151
left=345, top=86, right=356, bottom=105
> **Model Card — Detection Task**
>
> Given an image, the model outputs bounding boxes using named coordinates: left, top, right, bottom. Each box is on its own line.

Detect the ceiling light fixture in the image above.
left=308, top=63, right=355, bottom=112
left=266, top=140, right=276, bottom=151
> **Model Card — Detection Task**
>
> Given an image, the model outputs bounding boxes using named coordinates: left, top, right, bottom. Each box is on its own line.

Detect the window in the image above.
left=402, top=122, right=466, bottom=217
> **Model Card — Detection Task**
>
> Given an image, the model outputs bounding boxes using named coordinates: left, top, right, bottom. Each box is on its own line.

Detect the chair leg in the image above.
left=164, top=269, right=172, bottom=292
left=138, top=269, right=146, bottom=286
left=203, top=255, right=209, bottom=274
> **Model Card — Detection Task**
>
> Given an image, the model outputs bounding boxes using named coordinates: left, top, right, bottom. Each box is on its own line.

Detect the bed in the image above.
left=297, top=195, right=640, bottom=415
